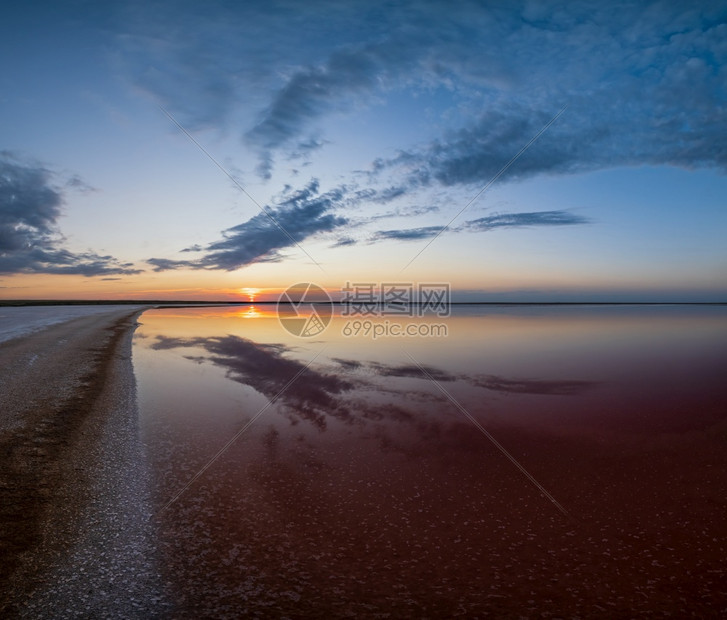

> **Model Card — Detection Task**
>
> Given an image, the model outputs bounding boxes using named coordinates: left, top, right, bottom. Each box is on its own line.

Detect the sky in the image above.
left=1, top=0, right=725, bottom=302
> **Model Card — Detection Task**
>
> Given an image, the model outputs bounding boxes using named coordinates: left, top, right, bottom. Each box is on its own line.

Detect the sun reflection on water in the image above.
left=238, top=305, right=261, bottom=319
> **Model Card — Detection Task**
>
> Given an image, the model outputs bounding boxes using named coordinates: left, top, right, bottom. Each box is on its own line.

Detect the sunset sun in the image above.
left=241, top=287, right=260, bottom=302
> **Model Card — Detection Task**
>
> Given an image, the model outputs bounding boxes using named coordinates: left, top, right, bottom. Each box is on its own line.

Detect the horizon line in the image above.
left=1, top=299, right=725, bottom=307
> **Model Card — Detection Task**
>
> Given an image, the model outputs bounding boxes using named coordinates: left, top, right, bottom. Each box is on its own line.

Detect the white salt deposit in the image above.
left=0, top=305, right=142, bottom=344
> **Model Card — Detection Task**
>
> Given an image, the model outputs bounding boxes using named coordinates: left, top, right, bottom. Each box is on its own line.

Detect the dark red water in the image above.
left=133, top=305, right=727, bottom=617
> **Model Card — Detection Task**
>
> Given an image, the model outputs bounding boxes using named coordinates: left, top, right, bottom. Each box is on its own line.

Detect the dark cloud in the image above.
left=147, top=179, right=347, bottom=271
left=123, top=2, right=727, bottom=181
left=386, top=107, right=583, bottom=188
left=0, top=155, right=61, bottom=239
left=375, top=8, right=727, bottom=187
left=0, top=154, right=141, bottom=276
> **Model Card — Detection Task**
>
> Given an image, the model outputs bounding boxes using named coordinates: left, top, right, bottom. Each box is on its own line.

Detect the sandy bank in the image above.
left=0, top=307, right=169, bottom=617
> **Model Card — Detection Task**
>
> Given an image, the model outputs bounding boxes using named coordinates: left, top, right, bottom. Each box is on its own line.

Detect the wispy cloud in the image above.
left=371, top=226, right=441, bottom=242
left=286, top=137, right=330, bottom=161
left=366, top=210, right=589, bottom=244
left=0, top=154, right=140, bottom=276
left=464, top=211, right=590, bottom=231
left=245, top=46, right=397, bottom=178
left=359, top=359, right=598, bottom=396
left=330, top=236, right=356, bottom=248
left=368, top=362, right=455, bottom=382
left=470, top=375, right=598, bottom=396
left=64, top=174, right=97, bottom=193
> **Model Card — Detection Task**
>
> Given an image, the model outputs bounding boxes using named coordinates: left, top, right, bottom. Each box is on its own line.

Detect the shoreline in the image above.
left=0, top=307, right=169, bottom=616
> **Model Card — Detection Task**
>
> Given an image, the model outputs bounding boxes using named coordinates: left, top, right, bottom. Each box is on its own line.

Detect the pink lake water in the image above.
left=132, top=304, right=727, bottom=617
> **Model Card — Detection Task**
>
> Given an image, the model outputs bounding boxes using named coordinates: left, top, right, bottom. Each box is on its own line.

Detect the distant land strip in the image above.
left=1, top=300, right=725, bottom=307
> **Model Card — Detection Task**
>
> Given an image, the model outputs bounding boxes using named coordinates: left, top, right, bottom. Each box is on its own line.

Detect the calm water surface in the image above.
left=132, top=305, right=727, bottom=617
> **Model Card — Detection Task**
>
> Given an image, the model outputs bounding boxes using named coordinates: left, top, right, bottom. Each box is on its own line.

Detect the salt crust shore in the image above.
left=0, top=307, right=170, bottom=618
left=0, top=305, right=143, bottom=346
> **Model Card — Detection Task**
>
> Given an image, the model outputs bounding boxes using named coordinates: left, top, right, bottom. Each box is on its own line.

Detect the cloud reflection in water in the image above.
left=151, top=334, right=597, bottom=432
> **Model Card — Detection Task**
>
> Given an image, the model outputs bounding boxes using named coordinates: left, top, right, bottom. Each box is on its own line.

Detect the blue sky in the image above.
left=1, top=0, right=725, bottom=300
